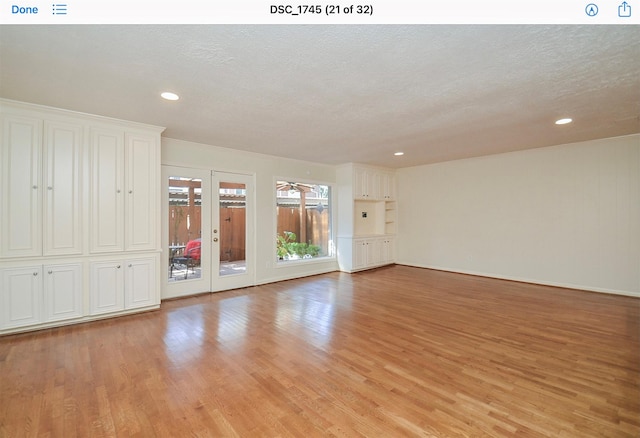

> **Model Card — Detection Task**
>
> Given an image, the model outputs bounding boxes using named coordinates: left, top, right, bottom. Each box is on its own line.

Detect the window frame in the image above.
left=274, top=177, right=335, bottom=265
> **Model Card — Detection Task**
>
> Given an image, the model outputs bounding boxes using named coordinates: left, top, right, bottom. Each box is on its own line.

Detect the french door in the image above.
left=211, top=171, right=254, bottom=292
left=162, top=166, right=254, bottom=299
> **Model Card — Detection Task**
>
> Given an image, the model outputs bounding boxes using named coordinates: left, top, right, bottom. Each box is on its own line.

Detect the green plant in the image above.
left=277, top=231, right=321, bottom=260
left=277, top=231, right=297, bottom=259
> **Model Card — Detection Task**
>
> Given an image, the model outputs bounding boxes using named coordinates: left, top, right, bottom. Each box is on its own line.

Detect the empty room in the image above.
left=1, top=24, right=639, bottom=437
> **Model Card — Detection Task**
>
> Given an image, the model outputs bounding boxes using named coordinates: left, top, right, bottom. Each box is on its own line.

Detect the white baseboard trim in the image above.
left=256, top=267, right=339, bottom=287
left=395, top=261, right=640, bottom=298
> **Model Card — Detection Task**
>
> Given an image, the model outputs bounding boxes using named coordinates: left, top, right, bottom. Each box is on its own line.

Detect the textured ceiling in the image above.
left=1, top=25, right=639, bottom=168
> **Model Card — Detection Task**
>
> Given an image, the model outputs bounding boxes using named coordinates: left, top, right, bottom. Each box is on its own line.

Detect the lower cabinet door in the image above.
left=124, top=257, right=156, bottom=310
left=90, top=257, right=157, bottom=316
left=0, top=266, right=42, bottom=329
left=353, top=239, right=368, bottom=270
left=366, top=239, right=381, bottom=266
left=380, top=237, right=396, bottom=264
left=44, top=263, right=83, bottom=322
left=90, top=261, right=124, bottom=315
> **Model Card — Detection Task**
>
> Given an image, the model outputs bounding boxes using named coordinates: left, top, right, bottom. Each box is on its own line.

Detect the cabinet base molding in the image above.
left=340, top=262, right=396, bottom=274
left=0, top=304, right=160, bottom=336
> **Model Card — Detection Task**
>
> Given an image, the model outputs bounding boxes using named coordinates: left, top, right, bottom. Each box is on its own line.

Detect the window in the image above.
left=276, top=181, right=332, bottom=261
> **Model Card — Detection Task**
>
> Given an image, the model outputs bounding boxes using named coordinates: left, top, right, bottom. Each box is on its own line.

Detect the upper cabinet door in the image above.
left=43, top=121, right=83, bottom=256
left=367, top=170, right=381, bottom=200
left=90, top=127, right=125, bottom=253
left=125, top=132, right=158, bottom=251
left=354, top=167, right=380, bottom=199
left=0, top=115, right=42, bottom=258
left=381, top=172, right=396, bottom=200
left=353, top=166, right=368, bottom=199
left=353, top=167, right=384, bottom=200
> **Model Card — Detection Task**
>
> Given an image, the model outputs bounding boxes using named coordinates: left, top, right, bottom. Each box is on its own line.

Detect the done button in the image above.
left=11, top=5, right=39, bottom=14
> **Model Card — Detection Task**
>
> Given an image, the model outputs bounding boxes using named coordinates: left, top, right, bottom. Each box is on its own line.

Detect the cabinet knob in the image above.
left=32, top=185, right=38, bottom=189
left=48, top=270, right=53, bottom=274
left=116, top=265, right=121, bottom=269
left=128, top=264, right=133, bottom=268
left=117, top=189, right=121, bottom=193
left=48, top=186, right=53, bottom=190
left=33, top=272, right=38, bottom=276
left=129, top=190, right=133, bottom=194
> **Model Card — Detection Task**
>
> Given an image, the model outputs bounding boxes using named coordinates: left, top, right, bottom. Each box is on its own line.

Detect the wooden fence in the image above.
left=169, top=206, right=245, bottom=262
left=219, top=207, right=246, bottom=262
left=169, top=205, right=328, bottom=260
left=277, top=206, right=330, bottom=256
left=169, top=206, right=202, bottom=245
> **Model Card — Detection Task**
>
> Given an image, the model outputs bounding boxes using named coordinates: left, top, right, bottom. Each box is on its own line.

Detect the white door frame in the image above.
left=161, top=166, right=255, bottom=300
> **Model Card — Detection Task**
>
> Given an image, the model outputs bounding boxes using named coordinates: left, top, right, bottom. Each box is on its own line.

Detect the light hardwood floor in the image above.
left=1, top=265, right=638, bottom=437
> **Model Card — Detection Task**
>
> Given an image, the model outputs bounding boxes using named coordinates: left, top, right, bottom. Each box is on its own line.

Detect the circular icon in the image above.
left=585, top=3, right=599, bottom=16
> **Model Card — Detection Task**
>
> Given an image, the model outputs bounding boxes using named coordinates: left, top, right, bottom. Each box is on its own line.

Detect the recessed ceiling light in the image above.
left=555, top=118, right=572, bottom=125
left=394, top=152, right=404, bottom=156
left=161, top=92, right=179, bottom=101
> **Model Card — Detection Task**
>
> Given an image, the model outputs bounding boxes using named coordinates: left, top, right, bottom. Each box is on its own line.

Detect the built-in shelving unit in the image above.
left=385, top=201, right=397, bottom=235
left=337, top=163, right=397, bottom=272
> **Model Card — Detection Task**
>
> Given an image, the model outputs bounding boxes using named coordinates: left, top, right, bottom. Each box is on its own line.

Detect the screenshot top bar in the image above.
left=1, top=0, right=639, bottom=24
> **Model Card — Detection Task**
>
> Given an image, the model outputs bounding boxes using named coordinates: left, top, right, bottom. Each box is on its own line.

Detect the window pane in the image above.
left=219, top=181, right=246, bottom=276
left=168, top=176, right=202, bottom=281
left=276, top=181, right=331, bottom=261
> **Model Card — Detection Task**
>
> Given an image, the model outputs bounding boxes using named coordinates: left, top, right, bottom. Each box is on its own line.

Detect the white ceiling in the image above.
left=1, top=25, right=639, bottom=168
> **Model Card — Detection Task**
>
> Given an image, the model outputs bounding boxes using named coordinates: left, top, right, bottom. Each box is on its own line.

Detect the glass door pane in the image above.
left=162, top=165, right=212, bottom=300
left=168, top=176, right=202, bottom=281
left=212, top=172, right=254, bottom=292
left=218, top=181, right=246, bottom=276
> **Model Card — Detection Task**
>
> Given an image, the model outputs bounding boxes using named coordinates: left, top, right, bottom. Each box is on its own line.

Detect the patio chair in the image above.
left=170, top=239, right=201, bottom=279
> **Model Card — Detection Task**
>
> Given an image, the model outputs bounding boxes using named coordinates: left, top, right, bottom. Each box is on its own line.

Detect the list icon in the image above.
left=52, top=4, right=67, bottom=15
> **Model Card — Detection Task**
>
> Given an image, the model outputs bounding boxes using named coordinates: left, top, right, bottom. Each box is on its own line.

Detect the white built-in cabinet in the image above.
left=1, top=266, right=42, bottom=329
left=380, top=173, right=396, bottom=201
left=1, top=116, right=82, bottom=258
left=90, top=129, right=158, bottom=253
left=43, top=263, right=83, bottom=322
left=0, top=99, right=164, bottom=335
left=90, top=128, right=124, bottom=253
left=89, top=257, right=156, bottom=315
left=347, top=236, right=396, bottom=271
left=0, top=263, right=82, bottom=330
left=337, top=164, right=397, bottom=272
left=354, top=166, right=377, bottom=199
left=353, top=166, right=396, bottom=201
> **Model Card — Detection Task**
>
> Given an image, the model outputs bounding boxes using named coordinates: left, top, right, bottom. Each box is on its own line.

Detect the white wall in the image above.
left=162, top=137, right=338, bottom=291
left=397, top=135, right=640, bottom=296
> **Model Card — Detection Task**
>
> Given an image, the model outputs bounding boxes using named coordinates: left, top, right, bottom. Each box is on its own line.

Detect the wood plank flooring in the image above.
left=1, top=265, right=639, bottom=437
